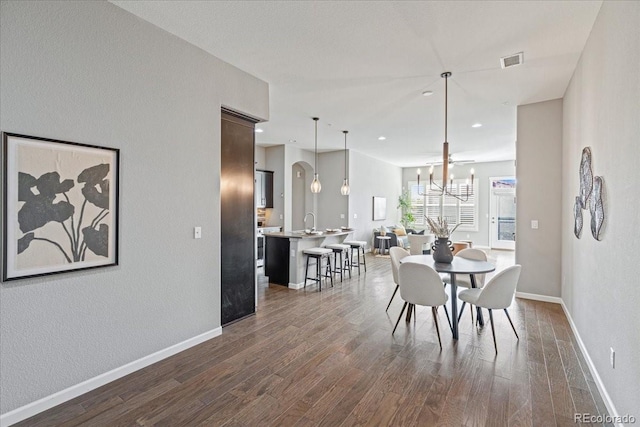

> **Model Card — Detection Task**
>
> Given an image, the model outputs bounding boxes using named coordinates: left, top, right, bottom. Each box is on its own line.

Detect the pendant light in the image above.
left=310, top=117, right=322, bottom=193
left=340, top=130, right=350, bottom=195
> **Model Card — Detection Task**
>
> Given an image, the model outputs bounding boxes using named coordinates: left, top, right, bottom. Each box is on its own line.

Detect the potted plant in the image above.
left=397, top=190, right=415, bottom=228
left=426, top=216, right=460, bottom=263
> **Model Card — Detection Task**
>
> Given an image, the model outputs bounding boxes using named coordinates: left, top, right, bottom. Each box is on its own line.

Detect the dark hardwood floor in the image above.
left=16, top=254, right=610, bottom=426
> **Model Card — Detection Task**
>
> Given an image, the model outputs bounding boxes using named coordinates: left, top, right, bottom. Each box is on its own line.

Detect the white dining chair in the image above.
left=442, top=248, right=488, bottom=322
left=387, top=246, right=410, bottom=311
left=458, top=264, right=522, bottom=353
left=407, top=234, right=433, bottom=255
left=393, top=262, right=448, bottom=348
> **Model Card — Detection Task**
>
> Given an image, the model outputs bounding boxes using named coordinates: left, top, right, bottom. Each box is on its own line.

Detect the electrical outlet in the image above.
left=353, top=213, right=358, bottom=219
left=280, top=214, right=283, bottom=220
left=340, top=214, right=345, bottom=219
left=531, top=220, right=539, bottom=229
left=610, top=347, right=615, bottom=368
left=194, top=226, right=202, bottom=239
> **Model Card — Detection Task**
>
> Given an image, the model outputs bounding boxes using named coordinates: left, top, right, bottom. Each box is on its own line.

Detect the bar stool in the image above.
left=303, top=247, right=334, bottom=291
left=325, top=243, right=351, bottom=282
left=343, top=240, right=367, bottom=275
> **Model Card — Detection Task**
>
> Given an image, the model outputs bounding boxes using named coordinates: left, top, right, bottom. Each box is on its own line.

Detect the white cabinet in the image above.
left=255, top=170, right=274, bottom=208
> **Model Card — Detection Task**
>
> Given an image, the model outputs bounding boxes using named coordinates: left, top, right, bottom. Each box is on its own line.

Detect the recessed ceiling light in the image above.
left=472, top=123, right=482, bottom=128
left=255, top=128, right=263, bottom=133
left=378, top=136, right=386, bottom=141
left=422, top=90, right=434, bottom=97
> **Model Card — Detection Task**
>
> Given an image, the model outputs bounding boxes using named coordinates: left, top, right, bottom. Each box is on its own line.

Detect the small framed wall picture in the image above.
left=2, top=133, right=119, bottom=281
left=372, top=196, right=386, bottom=221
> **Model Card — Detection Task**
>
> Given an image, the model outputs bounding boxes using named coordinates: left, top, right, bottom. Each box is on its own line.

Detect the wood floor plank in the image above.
left=388, top=359, right=441, bottom=426
left=436, top=344, right=482, bottom=426
left=557, top=339, right=590, bottom=391
left=463, top=360, right=495, bottom=426
left=485, top=375, right=510, bottom=427
left=68, top=379, right=181, bottom=427
left=529, top=360, right=556, bottom=427
left=570, top=386, right=600, bottom=427
left=300, top=367, right=364, bottom=424
left=507, top=368, right=532, bottom=427
left=14, top=253, right=611, bottom=427
left=539, top=311, right=576, bottom=421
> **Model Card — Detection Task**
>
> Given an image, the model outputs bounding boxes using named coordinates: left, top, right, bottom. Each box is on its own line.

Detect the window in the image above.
left=408, top=179, right=478, bottom=231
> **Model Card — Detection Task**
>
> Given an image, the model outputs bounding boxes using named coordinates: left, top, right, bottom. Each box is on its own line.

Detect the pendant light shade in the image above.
left=311, top=175, right=322, bottom=193
left=311, top=117, right=322, bottom=193
left=340, top=130, right=350, bottom=195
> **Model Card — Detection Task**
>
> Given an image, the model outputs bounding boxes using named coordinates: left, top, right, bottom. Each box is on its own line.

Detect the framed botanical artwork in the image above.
left=372, top=196, right=386, bottom=221
left=2, top=133, right=119, bottom=281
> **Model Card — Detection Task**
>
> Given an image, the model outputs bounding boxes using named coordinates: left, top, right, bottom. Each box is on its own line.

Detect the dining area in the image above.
left=387, top=241, right=522, bottom=353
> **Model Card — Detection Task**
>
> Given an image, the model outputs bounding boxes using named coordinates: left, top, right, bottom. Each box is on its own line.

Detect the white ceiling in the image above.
left=111, top=0, right=601, bottom=167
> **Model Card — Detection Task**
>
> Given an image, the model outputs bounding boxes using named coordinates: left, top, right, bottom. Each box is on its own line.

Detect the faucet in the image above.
left=304, top=212, right=316, bottom=232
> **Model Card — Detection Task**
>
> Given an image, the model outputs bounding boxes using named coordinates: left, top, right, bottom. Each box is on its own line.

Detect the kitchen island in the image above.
left=264, top=230, right=354, bottom=289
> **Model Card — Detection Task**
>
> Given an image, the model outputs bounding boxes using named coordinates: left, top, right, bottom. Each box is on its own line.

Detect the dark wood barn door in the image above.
left=221, top=110, right=256, bottom=325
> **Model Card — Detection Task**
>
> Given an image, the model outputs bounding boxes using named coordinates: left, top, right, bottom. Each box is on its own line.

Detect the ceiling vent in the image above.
left=500, top=52, right=524, bottom=69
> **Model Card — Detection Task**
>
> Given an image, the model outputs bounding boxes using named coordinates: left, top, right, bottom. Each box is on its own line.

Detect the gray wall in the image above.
left=255, top=146, right=267, bottom=170
left=0, top=1, right=268, bottom=414
left=562, top=1, right=640, bottom=418
left=516, top=99, right=563, bottom=296
left=317, top=150, right=350, bottom=230
left=348, top=151, right=403, bottom=247
left=402, top=160, right=515, bottom=247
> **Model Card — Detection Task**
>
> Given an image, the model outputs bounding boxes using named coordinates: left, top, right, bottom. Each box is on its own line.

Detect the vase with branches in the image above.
left=426, top=216, right=460, bottom=263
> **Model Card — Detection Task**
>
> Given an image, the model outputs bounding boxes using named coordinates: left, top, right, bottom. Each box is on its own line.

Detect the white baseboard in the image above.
left=515, top=291, right=563, bottom=304
left=288, top=281, right=304, bottom=290
left=560, top=301, right=621, bottom=426
left=0, top=327, right=222, bottom=427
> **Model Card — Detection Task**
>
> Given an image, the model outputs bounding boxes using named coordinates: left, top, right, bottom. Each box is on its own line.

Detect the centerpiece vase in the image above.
left=432, top=237, right=454, bottom=263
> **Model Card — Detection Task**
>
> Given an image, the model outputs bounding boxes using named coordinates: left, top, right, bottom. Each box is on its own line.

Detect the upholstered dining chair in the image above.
left=393, top=262, right=448, bottom=348
left=458, top=264, right=522, bottom=353
left=442, top=248, right=488, bottom=321
left=407, top=234, right=434, bottom=255
left=387, top=247, right=410, bottom=311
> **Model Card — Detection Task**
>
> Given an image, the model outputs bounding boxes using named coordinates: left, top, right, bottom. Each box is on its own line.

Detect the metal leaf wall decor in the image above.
left=574, top=146, right=605, bottom=240
left=579, top=147, right=593, bottom=209
left=590, top=176, right=605, bottom=240
left=573, top=196, right=583, bottom=238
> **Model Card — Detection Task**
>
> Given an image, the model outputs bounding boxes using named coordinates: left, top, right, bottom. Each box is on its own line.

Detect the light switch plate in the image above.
left=194, top=226, right=202, bottom=239
left=340, top=214, right=345, bottom=219
left=531, top=220, right=539, bottom=229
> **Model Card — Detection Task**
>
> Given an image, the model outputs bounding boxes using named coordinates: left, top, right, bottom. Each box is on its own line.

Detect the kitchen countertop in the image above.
left=264, top=229, right=354, bottom=239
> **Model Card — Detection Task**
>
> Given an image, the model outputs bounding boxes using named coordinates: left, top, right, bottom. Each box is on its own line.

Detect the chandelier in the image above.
left=417, top=72, right=474, bottom=202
